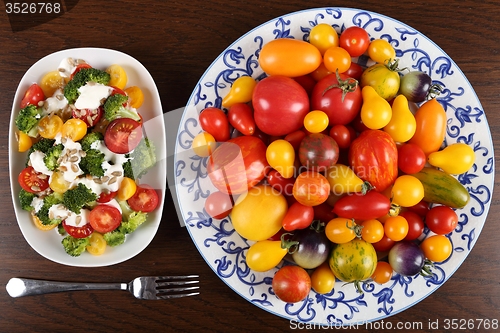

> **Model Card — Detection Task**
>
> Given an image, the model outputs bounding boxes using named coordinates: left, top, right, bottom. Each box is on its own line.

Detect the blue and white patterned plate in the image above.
left=174, top=7, right=494, bottom=325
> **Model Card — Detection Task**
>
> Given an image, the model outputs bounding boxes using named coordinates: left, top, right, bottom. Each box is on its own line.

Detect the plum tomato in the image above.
left=292, top=171, right=330, bottom=206
left=298, top=133, right=339, bottom=172
left=228, top=103, right=256, bottom=136
left=272, top=265, right=312, bottom=303
left=252, top=75, right=310, bottom=136
left=333, top=190, right=391, bottom=220
left=339, top=26, right=370, bottom=57
left=204, top=191, right=233, bottom=219
left=281, top=202, right=314, bottom=231
left=199, top=107, right=230, bottom=142
left=425, top=205, right=458, bottom=235
left=311, top=72, right=362, bottom=125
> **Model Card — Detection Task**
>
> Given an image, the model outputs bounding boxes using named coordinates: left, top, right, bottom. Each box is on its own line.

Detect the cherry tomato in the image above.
left=204, top=191, right=233, bottom=219
left=192, top=132, right=217, bottom=157
left=298, top=133, right=339, bottom=173
left=425, top=205, right=458, bottom=235
left=96, top=190, right=118, bottom=203
left=343, top=62, right=364, bottom=81
left=282, top=202, right=314, bottom=231
left=310, top=72, right=362, bottom=126
left=86, top=232, right=107, bottom=256
left=62, top=220, right=94, bottom=239
left=421, top=234, right=452, bottom=262
left=292, top=171, right=330, bottom=206
left=89, top=204, right=122, bottom=233
left=17, top=130, right=33, bottom=153
left=325, top=217, right=359, bottom=244
left=266, top=169, right=295, bottom=197
left=309, top=23, right=339, bottom=55
left=311, top=262, right=336, bottom=294
left=391, top=175, right=424, bottom=207
left=323, top=46, right=351, bottom=74
left=222, top=76, right=257, bottom=108
left=372, top=234, right=396, bottom=253
left=72, top=106, right=103, bottom=127
left=367, top=39, right=396, bottom=64
left=329, top=124, right=352, bottom=149
left=40, top=71, right=66, bottom=98
left=127, top=184, right=159, bottom=213
left=360, top=219, right=384, bottom=243
left=339, top=26, right=370, bottom=57
left=38, top=114, right=63, bottom=139
left=313, top=202, right=336, bottom=223
left=266, top=139, right=295, bottom=179
left=304, top=110, right=329, bottom=133
left=20, top=83, right=45, bottom=108
left=293, top=75, right=316, bottom=96
left=398, top=143, right=426, bottom=174
left=199, top=107, right=230, bottom=142
left=124, top=86, right=144, bottom=109
left=284, top=130, right=307, bottom=151
left=272, top=265, right=311, bottom=303
left=228, top=103, right=256, bottom=136
left=360, top=85, right=393, bottom=129
left=104, top=118, right=142, bottom=154
left=106, top=64, right=128, bottom=89
left=116, top=177, right=137, bottom=201
left=400, top=210, right=424, bottom=241
left=407, top=200, right=430, bottom=217
left=61, top=118, right=88, bottom=142
left=408, top=98, right=447, bottom=155
left=384, top=216, right=409, bottom=241
left=252, top=75, right=310, bottom=136
left=70, top=63, right=93, bottom=80
left=18, top=166, right=49, bottom=193
left=361, top=61, right=401, bottom=101
left=371, top=261, right=393, bottom=284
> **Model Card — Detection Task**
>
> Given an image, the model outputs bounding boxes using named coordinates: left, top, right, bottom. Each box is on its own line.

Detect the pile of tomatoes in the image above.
left=192, top=24, right=476, bottom=303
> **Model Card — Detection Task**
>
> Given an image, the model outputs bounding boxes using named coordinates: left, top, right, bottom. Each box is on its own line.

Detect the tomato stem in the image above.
left=384, top=58, right=405, bottom=72
left=420, top=259, right=435, bottom=277
left=427, top=83, right=443, bottom=100
left=310, top=219, right=325, bottom=233
left=280, top=232, right=299, bottom=254
left=322, top=69, right=359, bottom=103
left=346, top=219, right=364, bottom=238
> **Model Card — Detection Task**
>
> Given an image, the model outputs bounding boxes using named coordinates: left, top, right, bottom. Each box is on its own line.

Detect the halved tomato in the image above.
left=70, top=63, right=92, bottom=80
left=104, top=118, right=142, bottom=154
left=20, top=83, right=45, bottom=108
left=62, top=220, right=94, bottom=238
left=73, top=106, right=103, bottom=127
left=96, top=190, right=118, bottom=203
left=128, top=185, right=159, bottom=213
left=18, top=166, right=49, bottom=193
left=89, top=204, right=122, bottom=233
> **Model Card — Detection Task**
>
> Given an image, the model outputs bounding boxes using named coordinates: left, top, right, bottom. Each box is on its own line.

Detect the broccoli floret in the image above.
left=103, top=230, right=126, bottom=247
left=120, top=211, right=148, bottom=234
left=15, top=104, right=43, bottom=137
left=36, top=192, right=64, bottom=226
left=19, top=189, right=36, bottom=212
left=43, top=144, right=64, bottom=171
left=79, top=149, right=105, bottom=177
left=62, top=183, right=97, bottom=214
left=80, top=132, right=104, bottom=152
left=125, top=138, right=157, bottom=179
left=61, top=235, right=89, bottom=257
left=64, top=68, right=111, bottom=104
left=26, top=138, right=56, bottom=167
left=103, top=93, right=141, bottom=121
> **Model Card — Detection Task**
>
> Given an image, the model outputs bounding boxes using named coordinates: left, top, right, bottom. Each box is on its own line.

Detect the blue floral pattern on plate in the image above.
left=174, top=7, right=494, bottom=325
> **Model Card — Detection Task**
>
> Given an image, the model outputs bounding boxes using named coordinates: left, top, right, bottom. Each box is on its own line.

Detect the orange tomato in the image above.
left=259, top=38, right=322, bottom=77
left=292, top=171, right=330, bottom=206
left=408, top=98, right=447, bottom=155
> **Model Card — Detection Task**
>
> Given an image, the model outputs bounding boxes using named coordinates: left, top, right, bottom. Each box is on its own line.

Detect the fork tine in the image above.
left=156, top=275, right=199, bottom=280
left=156, top=291, right=200, bottom=300
left=156, top=280, right=199, bottom=287
left=157, top=286, right=199, bottom=294
left=153, top=276, right=199, bottom=299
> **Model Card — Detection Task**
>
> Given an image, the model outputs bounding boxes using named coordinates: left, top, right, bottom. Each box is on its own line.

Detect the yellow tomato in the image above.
left=230, top=184, right=287, bottom=241
left=86, top=232, right=107, bottom=256
left=38, top=114, right=63, bottom=139
left=391, top=175, right=424, bottom=207
left=61, top=118, right=87, bottom=142
left=304, top=110, right=329, bottom=133
left=117, top=177, right=137, bottom=201
left=106, top=64, right=128, bottom=89
left=266, top=139, right=295, bottom=178
left=325, top=217, right=360, bottom=244
left=421, top=234, right=452, bottom=262
left=39, top=70, right=67, bottom=97
left=246, top=240, right=288, bottom=272
left=259, top=38, right=322, bottom=77
left=221, top=76, right=257, bottom=108
left=31, top=213, right=57, bottom=231
left=384, top=94, right=416, bottom=142
left=50, top=171, right=71, bottom=194
left=192, top=132, right=217, bottom=157
left=428, top=143, right=476, bottom=175
left=17, top=130, right=33, bottom=152
left=360, top=85, right=392, bottom=129
left=367, top=39, right=396, bottom=64
left=325, top=164, right=367, bottom=195
left=311, top=262, right=336, bottom=294
left=309, top=23, right=339, bottom=55
left=124, top=86, right=144, bottom=109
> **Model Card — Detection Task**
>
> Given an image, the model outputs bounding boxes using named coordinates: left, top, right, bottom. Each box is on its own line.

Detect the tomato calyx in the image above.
left=419, top=259, right=435, bottom=277
left=345, top=219, right=364, bottom=239
left=280, top=232, right=300, bottom=254
left=383, top=58, right=405, bottom=72
left=322, top=69, right=359, bottom=102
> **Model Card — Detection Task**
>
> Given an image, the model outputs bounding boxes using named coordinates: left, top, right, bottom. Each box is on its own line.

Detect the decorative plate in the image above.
left=9, top=48, right=166, bottom=267
left=174, top=8, right=494, bottom=324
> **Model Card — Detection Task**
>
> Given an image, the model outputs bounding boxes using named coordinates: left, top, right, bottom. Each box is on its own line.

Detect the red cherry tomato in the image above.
left=199, top=107, right=230, bottom=142
left=313, top=202, right=336, bottom=223
left=339, top=26, right=370, bottom=57
left=62, top=220, right=94, bottom=239
left=18, top=166, right=50, bottom=193
left=372, top=234, right=396, bottom=252
left=204, top=191, right=234, bottom=219
left=398, top=143, right=426, bottom=174
left=329, top=124, right=352, bottom=149
left=70, top=63, right=93, bottom=80
left=73, top=106, right=103, bottom=127
left=284, top=130, right=307, bottom=151
left=89, top=204, right=122, bottom=233
left=20, top=83, right=45, bottom=108
left=425, top=205, right=459, bottom=235
left=407, top=200, right=431, bottom=217
left=272, top=265, right=311, bottom=303
left=267, top=169, right=295, bottom=197
left=104, top=118, right=142, bottom=154
left=282, top=202, right=314, bottom=231
left=127, top=184, right=159, bottom=213
left=228, top=103, right=256, bottom=136
left=293, top=75, right=316, bottom=96
left=96, top=190, right=117, bottom=203
left=400, top=210, right=424, bottom=241
left=343, top=62, right=364, bottom=81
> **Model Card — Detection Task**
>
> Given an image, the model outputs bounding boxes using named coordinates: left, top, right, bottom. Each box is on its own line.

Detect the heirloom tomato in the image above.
left=371, top=261, right=393, bottom=284
left=420, top=234, right=452, bottom=262
left=339, top=26, right=370, bottom=57
left=266, top=139, right=295, bottom=179
left=333, top=190, right=391, bottom=220
left=384, top=94, right=416, bottom=143
left=292, top=171, right=330, bottom=206
left=367, top=39, right=396, bottom=64
left=272, top=265, right=312, bottom=303
left=230, top=185, right=287, bottom=241
left=360, top=85, right=392, bottom=130
left=360, top=60, right=401, bottom=101
left=309, top=23, right=339, bottom=55
left=282, top=202, right=314, bottom=231
left=252, top=75, right=310, bottom=136
left=388, top=241, right=429, bottom=276
left=259, top=38, right=322, bottom=77
left=323, top=46, right=351, bottom=74
left=325, top=217, right=360, bottom=244
left=311, top=262, right=336, bottom=294
left=391, top=175, right=424, bottom=207
left=222, top=76, right=257, bottom=108
left=408, top=98, right=447, bottom=155
left=310, top=72, right=362, bottom=125
left=348, top=129, right=398, bottom=192
left=427, top=143, right=475, bottom=175
left=399, top=70, right=442, bottom=103
left=292, top=225, right=331, bottom=269
left=208, top=136, right=268, bottom=194
left=384, top=216, right=409, bottom=242
left=246, top=239, right=291, bottom=272
left=329, top=238, right=377, bottom=292
left=228, top=103, right=256, bottom=136
left=325, top=164, right=367, bottom=195
left=298, top=133, right=339, bottom=172
left=359, top=219, right=384, bottom=244
left=199, top=107, right=230, bottom=142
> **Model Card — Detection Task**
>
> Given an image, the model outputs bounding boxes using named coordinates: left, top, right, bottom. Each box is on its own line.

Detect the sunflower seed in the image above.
left=108, top=177, right=117, bottom=185
left=71, top=164, right=79, bottom=172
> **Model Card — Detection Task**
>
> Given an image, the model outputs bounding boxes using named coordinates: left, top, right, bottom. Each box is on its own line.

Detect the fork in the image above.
left=6, top=275, right=199, bottom=300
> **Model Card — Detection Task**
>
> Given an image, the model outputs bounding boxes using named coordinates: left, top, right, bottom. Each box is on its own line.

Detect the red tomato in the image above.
left=293, top=75, right=316, bottom=96
left=284, top=130, right=307, bottom=151
left=425, top=205, right=458, bottom=235
left=398, top=143, right=426, bottom=174
left=292, top=171, right=330, bottom=206
left=329, top=124, right=353, bottom=149
left=199, top=107, right=230, bottom=142
left=228, top=103, right=255, bottom=136
left=104, top=118, right=142, bottom=154
left=70, top=63, right=93, bottom=80
left=282, top=202, right=314, bottom=231
left=73, top=106, right=103, bottom=127
left=298, top=133, right=339, bottom=172
left=372, top=234, right=396, bottom=252
left=339, top=26, right=370, bottom=57
left=348, top=129, right=398, bottom=192
left=267, top=169, right=295, bottom=197
left=252, top=75, right=309, bottom=136
left=96, top=190, right=117, bottom=203
left=310, top=72, right=362, bottom=125
left=272, top=265, right=311, bottom=303
left=400, top=210, right=424, bottom=241
left=208, top=136, right=269, bottom=194
left=18, top=166, right=50, bottom=193
left=313, top=202, right=336, bottom=223
left=343, top=62, right=364, bottom=81
left=89, top=204, right=122, bottom=233
left=62, top=221, right=94, bottom=239
left=20, top=83, right=45, bottom=108
left=128, top=184, right=159, bottom=213
left=204, top=191, right=233, bottom=219
left=407, top=200, right=430, bottom=217
left=333, top=190, right=391, bottom=220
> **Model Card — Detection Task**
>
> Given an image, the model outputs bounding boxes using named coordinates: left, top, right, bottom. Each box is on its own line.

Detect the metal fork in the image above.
left=6, top=275, right=199, bottom=300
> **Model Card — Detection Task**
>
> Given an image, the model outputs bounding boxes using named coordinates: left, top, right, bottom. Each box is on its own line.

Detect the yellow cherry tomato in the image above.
left=323, top=46, right=351, bottom=74
left=192, top=132, right=217, bottom=157
left=309, top=23, right=339, bottom=55
left=360, top=85, right=392, bottom=129
left=117, top=177, right=137, bottom=201
left=266, top=139, right=295, bottom=179
left=421, top=234, right=452, bottom=262
left=384, top=216, right=409, bottom=241
left=392, top=175, right=424, bottom=207
left=371, top=261, right=393, bottom=284
left=50, top=171, right=71, bottom=194
left=106, top=64, right=128, bottom=89
left=31, top=213, right=58, bottom=231
left=61, top=118, right=87, bottom=142
left=325, top=217, right=360, bottom=244
left=360, top=219, right=384, bottom=244
left=311, top=262, right=336, bottom=294
left=17, top=130, right=33, bottom=152
left=86, top=232, right=107, bottom=256
left=39, top=70, right=67, bottom=97
left=427, top=143, right=476, bottom=175
left=38, top=114, right=64, bottom=139
left=124, top=86, right=144, bottom=109
left=304, top=110, right=329, bottom=133
left=367, top=39, right=396, bottom=64
left=384, top=94, right=416, bottom=143
left=245, top=240, right=288, bottom=272
left=325, top=164, right=368, bottom=195
left=221, top=76, right=257, bottom=108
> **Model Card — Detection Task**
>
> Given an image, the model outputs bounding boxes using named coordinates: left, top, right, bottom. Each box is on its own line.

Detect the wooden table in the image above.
left=1, top=1, right=499, bottom=332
